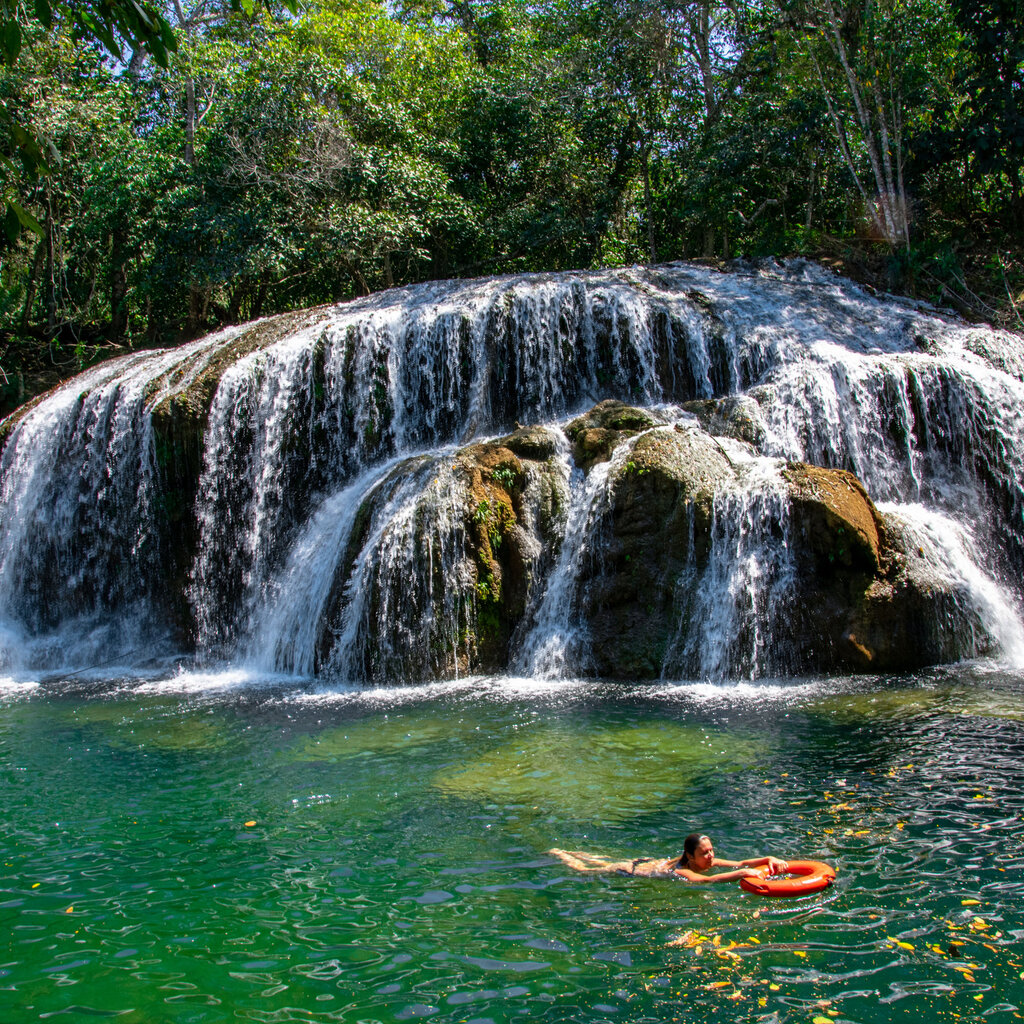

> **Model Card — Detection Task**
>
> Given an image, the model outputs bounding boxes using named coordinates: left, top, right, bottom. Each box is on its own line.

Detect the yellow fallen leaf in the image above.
left=962, top=899, right=981, bottom=906
left=707, top=981, right=730, bottom=989
left=64, top=906, right=73, bottom=913
left=244, top=820, right=257, bottom=827
left=31, top=883, right=40, bottom=888
left=887, top=937, right=914, bottom=951
left=814, top=1018, right=833, bottom=1024
left=728, top=991, right=742, bottom=1000
left=854, top=830, right=870, bottom=836
left=794, top=950, right=807, bottom=958
left=974, top=994, right=984, bottom=1001
left=769, top=983, right=780, bottom=991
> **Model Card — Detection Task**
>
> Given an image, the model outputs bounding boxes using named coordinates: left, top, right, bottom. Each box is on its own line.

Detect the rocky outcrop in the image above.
left=581, top=426, right=738, bottom=677
left=565, top=400, right=658, bottom=471
left=528, top=408, right=989, bottom=678
left=144, top=382, right=1003, bottom=678
left=781, top=463, right=987, bottom=671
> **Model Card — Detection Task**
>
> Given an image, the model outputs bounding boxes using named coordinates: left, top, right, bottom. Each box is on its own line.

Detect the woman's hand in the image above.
left=765, top=857, right=789, bottom=876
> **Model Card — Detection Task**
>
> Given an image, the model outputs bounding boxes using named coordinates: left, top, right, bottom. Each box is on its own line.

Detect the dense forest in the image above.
left=0, top=0, right=1021, bottom=412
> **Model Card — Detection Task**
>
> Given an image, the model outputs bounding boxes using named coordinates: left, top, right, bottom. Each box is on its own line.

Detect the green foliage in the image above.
left=1, top=0, right=1022, bottom=378
left=491, top=463, right=517, bottom=490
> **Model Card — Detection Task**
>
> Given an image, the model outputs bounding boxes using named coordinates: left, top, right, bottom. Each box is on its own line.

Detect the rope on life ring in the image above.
left=739, top=860, right=836, bottom=897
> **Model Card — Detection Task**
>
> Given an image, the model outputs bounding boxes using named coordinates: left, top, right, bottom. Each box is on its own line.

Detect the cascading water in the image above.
left=0, top=329, right=244, bottom=671
left=662, top=451, right=797, bottom=681
left=511, top=435, right=608, bottom=679
left=2, top=260, right=1024, bottom=682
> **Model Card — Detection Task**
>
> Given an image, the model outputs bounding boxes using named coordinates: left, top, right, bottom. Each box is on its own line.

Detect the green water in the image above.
left=2, top=668, right=1024, bottom=1023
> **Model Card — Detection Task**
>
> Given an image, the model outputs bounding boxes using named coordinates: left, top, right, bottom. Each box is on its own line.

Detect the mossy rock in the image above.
left=681, top=395, right=767, bottom=447
left=784, top=463, right=883, bottom=573
left=581, top=426, right=737, bottom=678
left=565, top=400, right=658, bottom=471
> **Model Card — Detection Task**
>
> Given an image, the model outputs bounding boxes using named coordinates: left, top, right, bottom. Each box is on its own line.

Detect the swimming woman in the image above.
left=549, top=833, right=788, bottom=883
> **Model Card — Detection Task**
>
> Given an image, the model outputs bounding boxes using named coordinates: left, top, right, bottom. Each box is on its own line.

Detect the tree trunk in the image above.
left=805, top=151, right=819, bottom=238
left=702, top=224, right=716, bottom=258
left=642, top=142, right=656, bottom=262
left=21, top=237, right=44, bottom=332
left=44, top=187, right=56, bottom=338
left=184, top=75, right=197, bottom=165
left=110, top=228, right=128, bottom=343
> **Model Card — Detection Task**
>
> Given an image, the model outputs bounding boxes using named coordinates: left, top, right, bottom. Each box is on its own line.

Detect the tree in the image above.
left=0, top=0, right=177, bottom=245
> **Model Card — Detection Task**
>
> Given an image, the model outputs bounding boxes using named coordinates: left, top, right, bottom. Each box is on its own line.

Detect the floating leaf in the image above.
left=962, top=899, right=981, bottom=905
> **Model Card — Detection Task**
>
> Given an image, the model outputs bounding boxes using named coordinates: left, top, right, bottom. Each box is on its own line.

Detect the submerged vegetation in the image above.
left=0, top=0, right=1022, bottom=411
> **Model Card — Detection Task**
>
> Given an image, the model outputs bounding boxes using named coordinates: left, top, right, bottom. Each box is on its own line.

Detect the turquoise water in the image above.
left=2, top=668, right=1024, bottom=1022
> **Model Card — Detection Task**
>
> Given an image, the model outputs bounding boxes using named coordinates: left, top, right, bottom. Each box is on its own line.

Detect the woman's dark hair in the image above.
left=681, top=833, right=707, bottom=864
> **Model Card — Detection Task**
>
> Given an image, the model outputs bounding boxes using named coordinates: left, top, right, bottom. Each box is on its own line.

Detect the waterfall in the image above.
left=663, top=455, right=797, bottom=681
left=2, top=260, right=1023, bottom=681
left=243, top=455, right=412, bottom=676
left=0, top=330, right=241, bottom=671
left=878, top=502, right=1024, bottom=666
left=511, top=435, right=604, bottom=679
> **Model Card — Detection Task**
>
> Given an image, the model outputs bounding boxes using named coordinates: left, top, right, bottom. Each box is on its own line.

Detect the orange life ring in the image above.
left=738, top=860, right=836, bottom=897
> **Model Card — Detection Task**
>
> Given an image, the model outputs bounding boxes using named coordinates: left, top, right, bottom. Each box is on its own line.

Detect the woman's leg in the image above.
left=548, top=849, right=632, bottom=873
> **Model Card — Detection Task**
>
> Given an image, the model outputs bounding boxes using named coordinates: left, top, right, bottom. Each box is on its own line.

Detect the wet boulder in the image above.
left=581, top=424, right=740, bottom=678
left=681, top=395, right=767, bottom=447
left=564, top=399, right=658, bottom=472
left=782, top=463, right=989, bottom=671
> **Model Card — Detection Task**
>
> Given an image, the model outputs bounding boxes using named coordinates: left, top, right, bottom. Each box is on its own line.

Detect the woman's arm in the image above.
left=739, top=855, right=789, bottom=874
left=674, top=866, right=762, bottom=883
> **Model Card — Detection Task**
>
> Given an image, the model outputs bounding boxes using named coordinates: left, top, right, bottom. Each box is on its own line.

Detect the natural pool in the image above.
left=1, top=667, right=1023, bottom=1023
